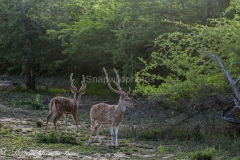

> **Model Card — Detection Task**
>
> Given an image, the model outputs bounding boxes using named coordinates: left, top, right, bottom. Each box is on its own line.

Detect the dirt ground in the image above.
left=0, top=94, right=167, bottom=160
left=1, top=80, right=233, bottom=159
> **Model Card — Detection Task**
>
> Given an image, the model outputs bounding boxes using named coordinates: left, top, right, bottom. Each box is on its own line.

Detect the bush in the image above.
left=35, top=132, right=78, bottom=144
left=36, top=132, right=59, bottom=143
left=36, top=119, right=43, bottom=127
left=14, top=94, right=46, bottom=110
left=158, top=145, right=166, bottom=154
left=136, top=128, right=163, bottom=140
left=189, top=148, right=216, bottom=160
left=136, top=126, right=203, bottom=141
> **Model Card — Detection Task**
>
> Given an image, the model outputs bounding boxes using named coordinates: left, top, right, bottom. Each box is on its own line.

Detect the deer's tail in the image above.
left=49, top=99, right=55, bottom=112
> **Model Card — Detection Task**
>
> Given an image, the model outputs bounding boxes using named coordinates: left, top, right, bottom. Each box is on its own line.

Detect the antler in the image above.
left=127, top=87, right=131, bottom=95
left=70, top=73, right=77, bottom=92
left=70, top=74, right=86, bottom=92
left=113, top=68, right=123, bottom=93
left=79, top=75, right=87, bottom=91
left=103, top=67, right=122, bottom=94
left=113, top=68, right=131, bottom=95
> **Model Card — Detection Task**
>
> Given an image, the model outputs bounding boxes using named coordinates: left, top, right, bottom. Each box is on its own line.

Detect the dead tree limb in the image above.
left=200, top=49, right=240, bottom=123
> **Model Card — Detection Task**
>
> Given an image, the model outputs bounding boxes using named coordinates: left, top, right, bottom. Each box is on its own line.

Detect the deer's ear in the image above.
left=70, top=88, right=75, bottom=93
left=81, top=89, right=86, bottom=95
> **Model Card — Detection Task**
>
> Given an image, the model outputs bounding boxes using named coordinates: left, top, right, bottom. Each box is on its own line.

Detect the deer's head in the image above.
left=103, top=67, right=134, bottom=107
left=70, top=73, right=87, bottom=102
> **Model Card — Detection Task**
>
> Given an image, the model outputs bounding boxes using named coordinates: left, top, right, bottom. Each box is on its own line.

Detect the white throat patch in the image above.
left=121, top=106, right=126, bottom=112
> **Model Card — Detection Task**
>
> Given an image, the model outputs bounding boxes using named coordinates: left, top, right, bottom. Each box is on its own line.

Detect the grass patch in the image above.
left=158, top=145, right=166, bottom=154
left=35, top=132, right=79, bottom=145
left=189, top=148, right=216, bottom=160
left=2, top=90, right=240, bottom=159
left=136, top=128, right=163, bottom=140
left=7, top=99, right=46, bottom=110
left=135, top=125, right=203, bottom=141
left=48, top=88, right=69, bottom=94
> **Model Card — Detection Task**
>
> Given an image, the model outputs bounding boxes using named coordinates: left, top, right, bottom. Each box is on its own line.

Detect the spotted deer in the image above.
left=44, top=73, right=86, bottom=134
left=88, top=67, right=134, bottom=147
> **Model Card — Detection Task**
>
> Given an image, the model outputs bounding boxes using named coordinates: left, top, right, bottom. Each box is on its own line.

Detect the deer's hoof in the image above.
left=87, top=140, right=91, bottom=145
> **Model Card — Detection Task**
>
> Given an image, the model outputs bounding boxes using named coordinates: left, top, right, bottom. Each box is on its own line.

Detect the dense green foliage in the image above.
left=36, top=132, right=78, bottom=144
left=135, top=0, right=240, bottom=101
left=0, top=0, right=231, bottom=86
left=0, top=0, right=239, bottom=103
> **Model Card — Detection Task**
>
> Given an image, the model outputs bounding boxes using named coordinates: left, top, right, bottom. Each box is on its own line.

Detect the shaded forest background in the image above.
left=2, top=1, right=240, bottom=159
left=1, top=0, right=240, bottom=103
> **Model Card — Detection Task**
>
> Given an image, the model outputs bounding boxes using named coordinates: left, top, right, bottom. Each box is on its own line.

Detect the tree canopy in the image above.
left=135, top=0, right=240, bottom=101
left=0, top=0, right=238, bottom=97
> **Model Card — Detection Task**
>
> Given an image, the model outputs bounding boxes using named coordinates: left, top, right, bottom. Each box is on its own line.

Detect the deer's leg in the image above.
left=110, top=125, right=114, bottom=146
left=53, top=113, right=62, bottom=132
left=96, top=124, right=102, bottom=144
left=115, top=126, right=119, bottom=147
left=64, top=114, right=68, bottom=134
left=88, top=120, right=95, bottom=144
left=72, top=113, right=78, bottom=133
left=44, top=111, right=54, bottom=134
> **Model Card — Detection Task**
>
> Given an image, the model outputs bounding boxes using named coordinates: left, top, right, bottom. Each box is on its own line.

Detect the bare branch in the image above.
left=232, top=99, right=240, bottom=112
left=221, top=116, right=240, bottom=124
left=236, top=77, right=240, bottom=87
left=200, top=49, right=240, bottom=103
left=200, top=48, right=240, bottom=124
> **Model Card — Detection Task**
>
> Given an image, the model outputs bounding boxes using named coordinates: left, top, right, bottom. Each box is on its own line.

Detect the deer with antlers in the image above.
left=88, top=67, right=134, bottom=147
left=44, top=73, right=86, bottom=134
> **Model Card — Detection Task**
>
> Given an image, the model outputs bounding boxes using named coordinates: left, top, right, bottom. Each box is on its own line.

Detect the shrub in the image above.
left=189, top=148, right=216, bottom=160
left=136, top=128, right=163, bottom=140
left=15, top=94, right=46, bottom=110
left=36, top=119, right=43, bottom=127
left=58, top=132, right=78, bottom=144
left=36, top=132, right=59, bottom=143
left=158, top=145, right=166, bottom=154
left=35, top=132, right=78, bottom=144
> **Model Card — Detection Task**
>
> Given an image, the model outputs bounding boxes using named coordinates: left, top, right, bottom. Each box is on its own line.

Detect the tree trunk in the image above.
left=26, top=57, right=35, bottom=90
left=25, top=39, right=36, bottom=90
